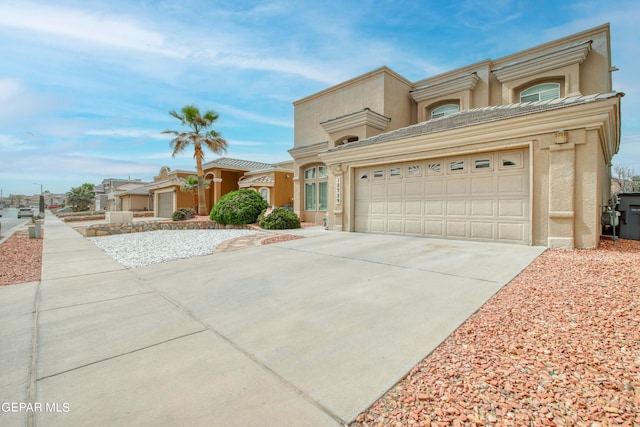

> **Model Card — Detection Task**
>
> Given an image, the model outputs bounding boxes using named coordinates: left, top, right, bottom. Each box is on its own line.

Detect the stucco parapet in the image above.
left=492, top=40, right=591, bottom=83
left=320, top=108, right=391, bottom=133
left=288, top=141, right=329, bottom=159
left=410, top=72, right=480, bottom=102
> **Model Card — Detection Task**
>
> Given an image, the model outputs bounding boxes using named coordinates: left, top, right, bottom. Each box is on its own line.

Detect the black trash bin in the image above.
left=618, top=193, right=640, bottom=241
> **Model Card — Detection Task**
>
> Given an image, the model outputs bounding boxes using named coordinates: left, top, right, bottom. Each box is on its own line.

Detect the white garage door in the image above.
left=354, top=149, right=530, bottom=244
left=158, top=192, right=174, bottom=219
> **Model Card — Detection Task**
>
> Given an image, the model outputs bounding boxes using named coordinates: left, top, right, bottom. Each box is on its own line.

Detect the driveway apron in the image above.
left=0, top=214, right=544, bottom=426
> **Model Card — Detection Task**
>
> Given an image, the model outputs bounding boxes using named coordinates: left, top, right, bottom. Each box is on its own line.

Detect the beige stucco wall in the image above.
left=290, top=24, right=619, bottom=248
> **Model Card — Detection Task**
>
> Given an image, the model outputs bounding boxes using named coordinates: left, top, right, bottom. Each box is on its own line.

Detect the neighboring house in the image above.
left=237, top=160, right=294, bottom=208
left=113, top=183, right=152, bottom=211
left=288, top=23, right=621, bottom=249
left=146, top=167, right=196, bottom=218
left=146, top=159, right=294, bottom=218
left=95, top=178, right=146, bottom=211
left=202, top=157, right=293, bottom=208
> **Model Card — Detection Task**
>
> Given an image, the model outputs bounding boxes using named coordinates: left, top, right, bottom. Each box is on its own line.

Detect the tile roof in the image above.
left=203, top=157, right=282, bottom=171
left=240, top=175, right=275, bottom=185
left=326, top=92, right=622, bottom=152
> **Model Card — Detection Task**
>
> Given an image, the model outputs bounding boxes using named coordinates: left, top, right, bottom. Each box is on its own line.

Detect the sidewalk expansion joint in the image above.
left=35, top=329, right=207, bottom=382
left=37, top=290, right=156, bottom=312
left=274, top=245, right=503, bottom=285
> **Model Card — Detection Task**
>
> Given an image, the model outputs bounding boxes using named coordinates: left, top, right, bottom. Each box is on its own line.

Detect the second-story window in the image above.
left=520, top=83, right=560, bottom=103
left=431, top=103, right=460, bottom=119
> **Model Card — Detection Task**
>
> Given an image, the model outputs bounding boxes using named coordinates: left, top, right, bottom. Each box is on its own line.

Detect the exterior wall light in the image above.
left=555, top=130, right=568, bottom=144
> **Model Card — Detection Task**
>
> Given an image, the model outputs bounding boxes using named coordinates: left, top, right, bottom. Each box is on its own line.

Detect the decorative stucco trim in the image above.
left=410, top=72, right=480, bottom=102
left=288, top=141, right=329, bottom=159
left=492, top=40, right=592, bottom=83
left=320, top=108, right=391, bottom=134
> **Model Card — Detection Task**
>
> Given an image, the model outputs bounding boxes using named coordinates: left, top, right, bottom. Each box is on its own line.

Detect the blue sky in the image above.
left=0, top=0, right=639, bottom=196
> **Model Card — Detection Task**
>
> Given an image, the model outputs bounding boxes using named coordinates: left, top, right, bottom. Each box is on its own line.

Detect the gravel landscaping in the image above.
left=88, top=229, right=261, bottom=268
left=0, top=231, right=42, bottom=286
left=353, top=238, right=640, bottom=427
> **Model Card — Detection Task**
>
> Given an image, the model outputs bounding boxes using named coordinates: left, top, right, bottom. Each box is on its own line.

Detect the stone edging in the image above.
left=78, top=220, right=253, bottom=237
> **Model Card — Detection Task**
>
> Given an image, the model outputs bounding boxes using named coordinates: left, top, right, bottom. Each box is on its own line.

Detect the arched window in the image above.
left=431, top=104, right=459, bottom=119
left=520, top=83, right=560, bottom=103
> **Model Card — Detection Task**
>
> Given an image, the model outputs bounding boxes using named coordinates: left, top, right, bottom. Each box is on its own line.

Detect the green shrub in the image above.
left=178, top=207, right=196, bottom=219
left=258, top=207, right=301, bottom=230
left=172, top=210, right=186, bottom=221
left=210, top=190, right=269, bottom=225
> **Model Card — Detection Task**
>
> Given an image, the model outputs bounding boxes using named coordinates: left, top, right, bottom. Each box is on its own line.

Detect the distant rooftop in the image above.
left=203, top=157, right=282, bottom=171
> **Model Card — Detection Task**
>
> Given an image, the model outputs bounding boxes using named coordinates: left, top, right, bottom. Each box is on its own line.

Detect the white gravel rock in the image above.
left=88, top=229, right=260, bottom=268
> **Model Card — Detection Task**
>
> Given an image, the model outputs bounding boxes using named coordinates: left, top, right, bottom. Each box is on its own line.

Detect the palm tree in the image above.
left=180, top=175, right=211, bottom=212
left=163, top=105, right=228, bottom=216
left=66, top=185, right=94, bottom=211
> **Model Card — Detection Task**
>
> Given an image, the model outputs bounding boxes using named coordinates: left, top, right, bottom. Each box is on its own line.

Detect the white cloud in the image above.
left=85, top=128, right=168, bottom=140
left=0, top=2, right=184, bottom=58
left=217, top=104, right=293, bottom=128
left=0, top=134, right=36, bottom=152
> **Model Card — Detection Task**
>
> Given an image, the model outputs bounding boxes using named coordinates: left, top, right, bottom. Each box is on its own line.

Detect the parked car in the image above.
left=18, top=208, right=34, bottom=218
left=55, top=206, right=74, bottom=213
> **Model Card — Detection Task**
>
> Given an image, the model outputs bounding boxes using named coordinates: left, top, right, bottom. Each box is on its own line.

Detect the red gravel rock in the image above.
left=0, top=231, right=43, bottom=286
left=353, top=238, right=640, bottom=426
left=260, top=234, right=305, bottom=245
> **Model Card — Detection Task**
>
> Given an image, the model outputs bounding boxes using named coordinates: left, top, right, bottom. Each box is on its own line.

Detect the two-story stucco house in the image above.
left=289, top=24, right=622, bottom=249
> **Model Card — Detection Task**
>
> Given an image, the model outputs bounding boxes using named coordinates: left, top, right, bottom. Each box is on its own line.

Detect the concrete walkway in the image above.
left=1, top=213, right=545, bottom=426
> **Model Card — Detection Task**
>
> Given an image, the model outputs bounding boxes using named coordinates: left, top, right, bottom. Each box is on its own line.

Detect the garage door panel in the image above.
left=387, top=201, right=403, bottom=215
left=387, top=182, right=403, bottom=197
left=498, top=222, right=526, bottom=242
left=471, top=199, right=494, bottom=216
left=446, top=221, right=467, bottom=238
left=371, top=201, right=385, bottom=214
left=404, top=220, right=422, bottom=235
left=371, top=183, right=386, bottom=197
left=354, top=148, right=529, bottom=244
left=471, top=176, right=495, bottom=194
left=498, top=174, right=526, bottom=194
left=446, top=179, right=467, bottom=195
left=355, top=183, right=370, bottom=199
left=425, top=180, right=443, bottom=195
left=446, top=200, right=467, bottom=216
left=424, top=220, right=443, bottom=236
left=370, top=219, right=385, bottom=232
left=405, top=200, right=422, bottom=215
left=355, top=200, right=370, bottom=215
left=425, top=200, right=443, bottom=215
left=471, top=222, right=495, bottom=239
left=405, top=180, right=422, bottom=196
left=498, top=199, right=526, bottom=217
left=387, top=220, right=403, bottom=233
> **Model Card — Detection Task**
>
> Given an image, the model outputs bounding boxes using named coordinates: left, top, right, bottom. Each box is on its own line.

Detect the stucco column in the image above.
left=547, top=141, right=576, bottom=249
left=292, top=176, right=301, bottom=218
left=329, top=164, right=344, bottom=231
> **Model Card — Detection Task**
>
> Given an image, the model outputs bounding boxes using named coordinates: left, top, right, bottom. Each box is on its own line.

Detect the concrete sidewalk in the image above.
left=1, top=213, right=545, bottom=426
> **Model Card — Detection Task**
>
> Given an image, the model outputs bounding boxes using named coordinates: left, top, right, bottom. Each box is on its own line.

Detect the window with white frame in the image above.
left=304, top=166, right=328, bottom=212
left=520, top=83, right=560, bottom=103
left=260, top=188, right=269, bottom=201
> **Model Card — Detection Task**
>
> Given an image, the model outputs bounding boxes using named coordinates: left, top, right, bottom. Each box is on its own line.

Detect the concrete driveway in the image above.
left=1, top=214, right=545, bottom=426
